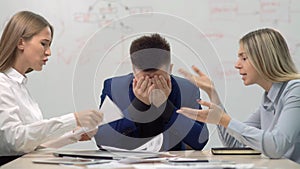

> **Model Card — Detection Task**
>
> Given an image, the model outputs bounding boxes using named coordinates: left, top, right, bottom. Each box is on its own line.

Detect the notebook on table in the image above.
left=211, top=147, right=261, bottom=155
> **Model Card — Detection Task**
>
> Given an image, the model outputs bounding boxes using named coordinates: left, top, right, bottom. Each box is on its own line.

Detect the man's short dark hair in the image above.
left=130, top=34, right=171, bottom=71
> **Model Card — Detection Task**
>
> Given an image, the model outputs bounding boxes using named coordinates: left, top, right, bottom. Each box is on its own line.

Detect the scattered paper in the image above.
left=133, top=133, right=163, bottom=152
left=100, top=96, right=124, bottom=125
left=61, top=96, right=124, bottom=138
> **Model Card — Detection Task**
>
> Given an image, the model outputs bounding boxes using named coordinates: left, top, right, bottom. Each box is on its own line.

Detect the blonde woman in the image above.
left=178, top=28, right=300, bottom=163
left=0, top=11, right=103, bottom=164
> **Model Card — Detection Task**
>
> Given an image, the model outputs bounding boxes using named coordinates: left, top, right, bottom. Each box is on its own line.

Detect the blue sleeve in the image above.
left=225, top=82, right=300, bottom=160
left=163, top=88, right=208, bottom=150
left=183, top=119, right=209, bottom=150
left=95, top=118, right=139, bottom=149
left=217, top=106, right=260, bottom=148
left=164, top=107, right=208, bottom=150
left=180, top=86, right=208, bottom=150
left=95, top=79, right=138, bottom=148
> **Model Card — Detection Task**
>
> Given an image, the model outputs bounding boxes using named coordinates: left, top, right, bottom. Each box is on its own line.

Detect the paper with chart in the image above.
left=100, top=129, right=163, bottom=152
left=133, top=133, right=163, bottom=152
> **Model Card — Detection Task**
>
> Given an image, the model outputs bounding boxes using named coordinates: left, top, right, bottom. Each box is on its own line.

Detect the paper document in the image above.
left=133, top=133, right=163, bottom=152
left=98, top=97, right=163, bottom=152
left=100, top=96, right=124, bottom=125
left=32, top=158, right=110, bottom=165
left=100, top=133, right=163, bottom=152
left=70, top=96, right=124, bottom=136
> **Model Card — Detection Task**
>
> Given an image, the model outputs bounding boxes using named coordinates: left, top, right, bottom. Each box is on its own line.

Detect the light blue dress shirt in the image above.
left=218, top=79, right=300, bottom=163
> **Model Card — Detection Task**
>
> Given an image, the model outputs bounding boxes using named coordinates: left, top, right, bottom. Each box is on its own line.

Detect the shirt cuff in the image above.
left=41, top=131, right=80, bottom=148
left=60, top=113, right=77, bottom=131
left=131, top=98, right=151, bottom=111
left=226, top=118, right=245, bottom=139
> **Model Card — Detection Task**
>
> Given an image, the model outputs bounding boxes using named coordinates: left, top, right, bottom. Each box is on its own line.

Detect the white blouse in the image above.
left=0, top=68, right=77, bottom=156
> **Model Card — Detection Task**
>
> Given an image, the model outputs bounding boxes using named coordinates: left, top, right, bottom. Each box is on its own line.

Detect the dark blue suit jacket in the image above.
left=95, top=73, right=208, bottom=151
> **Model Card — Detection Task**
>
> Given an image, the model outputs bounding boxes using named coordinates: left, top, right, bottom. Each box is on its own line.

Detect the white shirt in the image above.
left=0, top=68, right=77, bottom=156
left=218, top=80, right=300, bottom=163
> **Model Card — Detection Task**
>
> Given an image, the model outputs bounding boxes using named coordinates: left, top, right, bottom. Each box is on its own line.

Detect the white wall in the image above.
left=1, top=0, right=299, bottom=150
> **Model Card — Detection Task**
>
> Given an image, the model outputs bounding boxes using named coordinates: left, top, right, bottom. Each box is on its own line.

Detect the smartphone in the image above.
left=166, top=158, right=209, bottom=165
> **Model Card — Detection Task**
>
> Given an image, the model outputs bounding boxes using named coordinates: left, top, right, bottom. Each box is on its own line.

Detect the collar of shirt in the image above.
left=4, top=68, right=27, bottom=84
left=262, top=82, right=284, bottom=111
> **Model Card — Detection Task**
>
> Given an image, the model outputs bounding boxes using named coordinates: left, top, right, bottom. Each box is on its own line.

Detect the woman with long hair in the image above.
left=178, top=28, right=300, bottom=163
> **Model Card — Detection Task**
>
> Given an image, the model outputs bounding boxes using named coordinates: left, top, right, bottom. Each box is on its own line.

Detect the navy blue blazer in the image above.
left=95, top=73, right=208, bottom=151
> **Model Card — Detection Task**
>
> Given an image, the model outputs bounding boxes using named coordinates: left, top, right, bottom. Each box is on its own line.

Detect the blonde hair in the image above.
left=240, top=28, right=300, bottom=82
left=0, top=11, right=53, bottom=73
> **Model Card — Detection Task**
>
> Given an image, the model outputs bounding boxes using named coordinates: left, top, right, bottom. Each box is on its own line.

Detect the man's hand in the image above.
left=133, top=75, right=171, bottom=107
left=149, top=75, right=171, bottom=107
left=133, top=76, right=153, bottom=105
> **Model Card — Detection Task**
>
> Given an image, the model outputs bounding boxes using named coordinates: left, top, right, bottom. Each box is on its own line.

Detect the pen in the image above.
left=167, top=159, right=210, bottom=166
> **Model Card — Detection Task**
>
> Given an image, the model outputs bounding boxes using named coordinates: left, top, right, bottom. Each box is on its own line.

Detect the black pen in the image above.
left=167, top=159, right=210, bottom=166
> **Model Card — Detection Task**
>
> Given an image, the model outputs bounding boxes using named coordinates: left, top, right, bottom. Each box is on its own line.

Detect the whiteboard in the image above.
left=1, top=0, right=300, bottom=149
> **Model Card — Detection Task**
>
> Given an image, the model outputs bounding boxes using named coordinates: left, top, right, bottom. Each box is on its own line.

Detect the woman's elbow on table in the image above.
left=263, top=133, right=292, bottom=159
